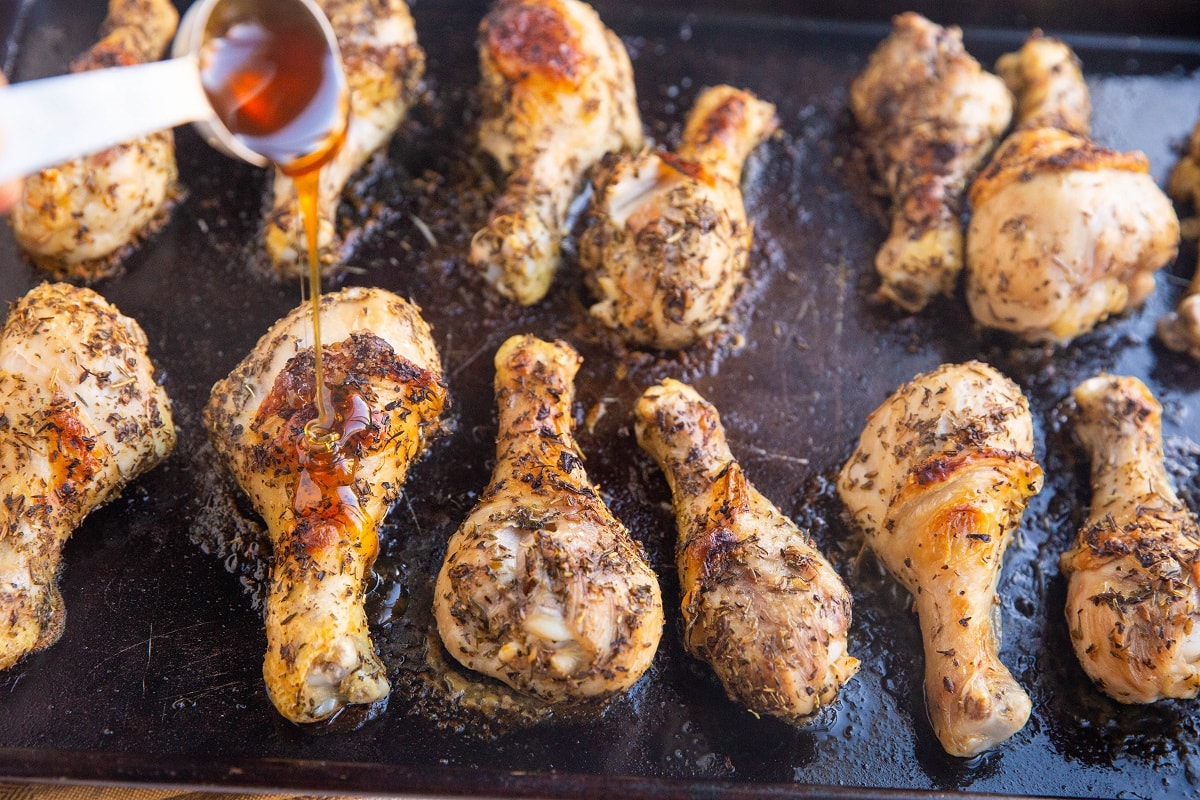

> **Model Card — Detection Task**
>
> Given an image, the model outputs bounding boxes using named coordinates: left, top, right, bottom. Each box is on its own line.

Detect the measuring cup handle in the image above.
left=0, top=56, right=212, bottom=184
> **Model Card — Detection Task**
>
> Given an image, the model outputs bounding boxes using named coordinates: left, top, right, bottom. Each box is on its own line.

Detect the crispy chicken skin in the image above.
left=434, top=335, right=662, bottom=703
left=470, top=0, right=642, bottom=305
left=1061, top=375, right=1200, bottom=703
left=579, top=86, right=778, bottom=349
left=1159, top=120, right=1200, bottom=360
left=849, top=13, right=1012, bottom=312
left=11, top=0, right=180, bottom=282
left=0, top=283, right=175, bottom=671
left=204, top=287, right=448, bottom=723
left=838, top=362, right=1042, bottom=757
left=966, top=37, right=1179, bottom=344
left=264, top=0, right=425, bottom=280
left=634, top=379, right=858, bottom=722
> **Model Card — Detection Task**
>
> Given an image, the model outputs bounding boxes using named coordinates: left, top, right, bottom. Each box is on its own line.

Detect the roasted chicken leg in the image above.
left=263, top=0, right=425, bottom=279
left=1158, top=120, right=1200, bottom=360
left=635, top=379, right=858, bottom=722
left=1061, top=375, right=1200, bottom=703
left=434, top=335, right=662, bottom=703
left=966, top=36, right=1180, bottom=343
left=838, top=361, right=1043, bottom=757
left=849, top=13, right=1012, bottom=312
left=579, top=86, right=778, bottom=349
left=204, top=286, right=448, bottom=723
left=11, top=0, right=181, bottom=282
left=0, top=282, right=175, bottom=671
left=1156, top=268, right=1200, bottom=360
left=470, top=0, right=642, bottom=305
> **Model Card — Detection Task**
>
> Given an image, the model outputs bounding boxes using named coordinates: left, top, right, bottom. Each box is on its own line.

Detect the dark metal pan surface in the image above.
left=0, top=1, right=1198, bottom=797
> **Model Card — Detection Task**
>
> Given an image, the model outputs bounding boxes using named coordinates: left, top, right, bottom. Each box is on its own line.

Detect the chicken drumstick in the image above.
left=435, top=335, right=663, bottom=703
left=205, top=287, right=448, bottom=723
left=470, top=0, right=642, bottom=305
left=0, top=283, right=175, bottom=671
left=635, top=379, right=858, bottom=722
left=838, top=361, right=1042, bottom=757
left=1062, top=375, right=1200, bottom=703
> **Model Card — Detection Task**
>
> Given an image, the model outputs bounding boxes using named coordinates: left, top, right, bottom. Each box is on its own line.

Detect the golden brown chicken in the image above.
left=0, top=282, right=175, bottom=671
left=470, top=0, right=642, bottom=305
left=11, top=0, right=181, bottom=282
left=579, top=86, right=778, bottom=349
left=966, top=36, right=1180, bottom=343
left=838, top=361, right=1042, bottom=757
left=1061, top=375, right=1200, bottom=703
left=849, top=12, right=1012, bottom=312
left=995, top=33, right=1089, bottom=135
left=1156, top=269, right=1200, bottom=360
left=204, top=286, right=448, bottom=723
left=1159, top=120, right=1200, bottom=360
left=434, top=335, right=662, bottom=703
left=263, top=0, right=425, bottom=279
left=634, top=379, right=858, bottom=722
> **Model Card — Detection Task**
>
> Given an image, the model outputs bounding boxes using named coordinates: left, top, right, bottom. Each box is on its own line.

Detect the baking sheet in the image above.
left=0, top=1, right=1199, bottom=797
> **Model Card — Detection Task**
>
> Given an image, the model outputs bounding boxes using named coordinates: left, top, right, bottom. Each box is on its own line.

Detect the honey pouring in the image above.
left=0, top=0, right=356, bottom=479
left=184, top=0, right=351, bottom=450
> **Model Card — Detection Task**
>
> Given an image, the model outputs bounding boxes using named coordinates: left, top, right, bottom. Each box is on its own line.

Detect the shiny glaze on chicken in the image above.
left=580, top=86, right=778, bottom=349
left=11, top=0, right=180, bottom=282
left=1062, top=375, right=1200, bottom=703
left=635, top=379, right=857, bottom=722
left=0, top=283, right=175, bottom=670
left=838, top=361, right=1042, bottom=757
left=205, top=286, right=448, bottom=723
left=435, top=335, right=662, bottom=703
left=470, top=0, right=642, bottom=305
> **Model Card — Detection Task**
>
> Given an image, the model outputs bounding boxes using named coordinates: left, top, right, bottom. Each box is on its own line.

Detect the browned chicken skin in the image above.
left=1159, top=119, right=1200, bottom=359
left=0, top=283, right=175, bottom=671
left=580, top=86, right=778, bottom=349
left=470, top=0, right=642, bottom=305
left=966, top=36, right=1180, bottom=343
left=634, top=379, right=858, bottom=722
left=204, top=287, right=448, bottom=723
left=264, top=0, right=425, bottom=279
left=1062, top=375, right=1200, bottom=703
left=838, top=362, right=1042, bottom=757
left=850, top=13, right=1013, bottom=312
left=434, top=335, right=663, bottom=703
left=11, top=0, right=181, bottom=282
left=995, top=32, right=1090, bottom=135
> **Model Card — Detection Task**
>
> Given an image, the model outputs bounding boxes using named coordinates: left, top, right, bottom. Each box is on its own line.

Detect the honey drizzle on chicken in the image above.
left=965, top=35, right=1180, bottom=343
left=838, top=362, right=1042, bottom=757
left=634, top=379, right=858, bottom=722
left=849, top=13, right=1012, bottom=312
left=263, top=0, right=425, bottom=280
left=1061, top=375, right=1200, bottom=703
left=579, top=86, right=778, bottom=349
left=470, top=0, right=642, bottom=305
left=204, top=287, right=448, bottom=723
left=1159, top=119, right=1200, bottom=360
left=11, top=0, right=181, bottom=282
left=434, top=335, right=663, bottom=703
left=0, top=283, right=175, bottom=671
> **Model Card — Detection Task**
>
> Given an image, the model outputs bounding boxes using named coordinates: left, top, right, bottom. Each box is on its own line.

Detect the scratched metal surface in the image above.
left=0, top=1, right=1198, bottom=798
